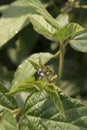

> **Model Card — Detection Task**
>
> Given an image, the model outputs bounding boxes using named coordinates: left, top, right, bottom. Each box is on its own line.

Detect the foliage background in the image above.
left=0, top=0, right=87, bottom=104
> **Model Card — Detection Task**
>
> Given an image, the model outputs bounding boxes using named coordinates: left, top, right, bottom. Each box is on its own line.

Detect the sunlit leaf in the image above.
left=8, top=25, right=39, bottom=65
left=12, top=53, right=53, bottom=89
left=29, top=59, right=40, bottom=70
left=8, top=78, right=45, bottom=95
left=0, top=5, right=8, bottom=13
left=29, top=14, right=56, bottom=41
left=56, top=13, right=69, bottom=27
left=53, top=23, right=84, bottom=41
left=29, top=0, right=60, bottom=29
left=70, top=30, right=87, bottom=52
left=0, top=110, right=18, bottom=130
left=0, top=0, right=35, bottom=47
left=0, top=0, right=60, bottom=47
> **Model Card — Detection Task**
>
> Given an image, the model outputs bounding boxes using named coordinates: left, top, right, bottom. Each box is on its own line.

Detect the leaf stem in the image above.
left=11, top=108, right=21, bottom=115
left=53, top=41, right=69, bottom=79
left=74, top=5, right=87, bottom=9
left=58, top=41, right=64, bottom=78
left=54, top=41, right=68, bottom=58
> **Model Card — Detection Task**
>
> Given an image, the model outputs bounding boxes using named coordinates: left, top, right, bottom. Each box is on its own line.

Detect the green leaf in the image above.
left=24, top=90, right=87, bottom=130
left=19, top=118, right=30, bottom=130
left=29, top=14, right=56, bottom=41
left=69, top=30, right=87, bottom=52
left=45, top=84, right=64, bottom=116
left=0, top=0, right=35, bottom=47
left=0, top=5, right=9, bottom=13
left=7, top=78, right=45, bottom=95
left=29, top=0, right=60, bottom=29
left=0, top=84, right=18, bottom=109
left=53, top=23, right=84, bottom=41
left=0, top=110, right=18, bottom=130
left=56, top=13, right=69, bottom=27
left=0, top=0, right=60, bottom=47
left=7, top=24, right=39, bottom=65
left=29, top=59, right=40, bottom=70
left=12, top=53, right=53, bottom=89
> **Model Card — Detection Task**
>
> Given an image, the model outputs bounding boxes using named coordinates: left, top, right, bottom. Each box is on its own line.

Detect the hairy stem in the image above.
left=54, top=41, right=68, bottom=58
left=11, top=108, right=21, bottom=115
left=58, top=41, right=64, bottom=78
left=74, top=5, right=87, bottom=9
left=53, top=41, right=69, bottom=80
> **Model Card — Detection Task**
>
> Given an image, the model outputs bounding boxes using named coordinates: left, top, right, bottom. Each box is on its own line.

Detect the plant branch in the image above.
left=74, top=5, right=87, bottom=9
left=11, top=108, right=21, bottom=115
left=53, top=41, right=68, bottom=58
left=58, top=41, right=64, bottom=78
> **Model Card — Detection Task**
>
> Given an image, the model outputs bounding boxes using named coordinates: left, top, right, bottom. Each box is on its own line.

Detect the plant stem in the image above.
left=11, top=108, right=21, bottom=115
left=53, top=49, right=60, bottom=58
left=58, top=41, right=64, bottom=78
left=53, top=41, right=69, bottom=79
left=54, top=41, right=68, bottom=58
left=74, top=5, right=87, bottom=9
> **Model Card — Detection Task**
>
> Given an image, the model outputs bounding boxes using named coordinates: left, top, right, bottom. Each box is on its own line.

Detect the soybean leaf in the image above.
left=69, top=30, right=87, bottom=52
left=0, top=0, right=35, bottom=47
left=0, top=5, right=9, bottom=13
left=53, top=23, right=84, bottom=41
left=0, top=83, right=18, bottom=109
left=19, top=118, right=30, bottom=130
left=0, top=0, right=60, bottom=47
left=12, top=53, right=53, bottom=89
left=23, top=90, right=87, bottom=130
left=56, top=13, right=69, bottom=27
left=29, top=0, right=60, bottom=29
left=29, top=59, right=40, bottom=70
left=45, top=84, right=64, bottom=116
left=0, top=110, right=18, bottom=130
left=8, top=24, right=39, bottom=65
left=29, top=14, right=56, bottom=41
left=8, top=78, right=45, bottom=95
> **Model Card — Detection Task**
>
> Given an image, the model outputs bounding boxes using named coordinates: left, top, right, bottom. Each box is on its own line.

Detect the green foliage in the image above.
left=45, top=84, right=64, bottom=115
left=53, top=23, right=84, bottom=41
left=29, top=14, right=56, bottom=41
left=7, top=77, right=44, bottom=95
left=70, top=30, right=87, bottom=52
left=0, top=0, right=87, bottom=130
left=12, top=53, right=53, bottom=89
left=29, top=0, right=60, bottom=29
left=24, top=91, right=87, bottom=130
left=56, top=13, right=69, bottom=27
left=0, top=0, right=35, bottom=47
left=0, top=110, right=18, bottom=130
left=0, top=84, right=18, bottom=110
